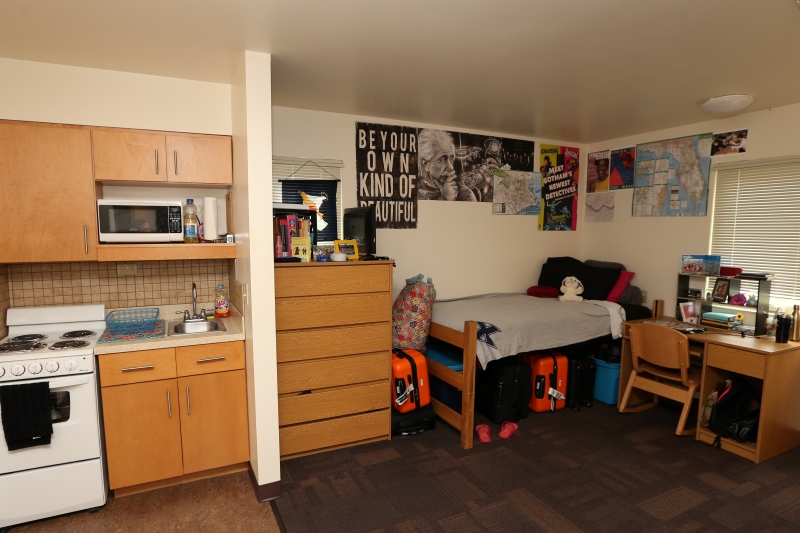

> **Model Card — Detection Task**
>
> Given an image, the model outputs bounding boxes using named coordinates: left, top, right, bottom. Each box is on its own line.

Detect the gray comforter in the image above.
left=431, top=293, right=624, bottom=368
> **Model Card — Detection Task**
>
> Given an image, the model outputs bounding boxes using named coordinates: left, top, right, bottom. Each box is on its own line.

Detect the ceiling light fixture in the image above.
left=701, top=94, right=754, bottom=114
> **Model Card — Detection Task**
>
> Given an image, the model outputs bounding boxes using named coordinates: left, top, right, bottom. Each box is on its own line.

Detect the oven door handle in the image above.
left=48, top=376, right=90, bottom=389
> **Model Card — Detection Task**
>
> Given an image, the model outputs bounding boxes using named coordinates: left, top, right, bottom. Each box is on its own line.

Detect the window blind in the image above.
left=272, top=157, right=344, bottom=242
left=710, top=162, right=800, bottom=301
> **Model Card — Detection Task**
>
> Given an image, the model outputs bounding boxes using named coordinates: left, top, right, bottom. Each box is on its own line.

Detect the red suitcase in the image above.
left=391, top=349, right=431, bottom=413
left=524, top=352, right=568, bottom=412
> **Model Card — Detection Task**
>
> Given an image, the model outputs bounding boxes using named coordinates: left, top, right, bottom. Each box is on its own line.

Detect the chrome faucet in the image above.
left=175, top=282, right=206, bottom=322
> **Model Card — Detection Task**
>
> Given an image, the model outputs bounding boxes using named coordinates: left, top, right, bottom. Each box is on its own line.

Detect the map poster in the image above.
left=609, top=147, right=635, bottom=189
left=632, top=133, right=713, bottom=217
left=711, top=129, right=748, bottom=156
left=538, top=145, right=580, bottom=231
left=587, top=150, right=610, bottom=193
left=492, top=170, right=541, bottom=215
left=585, top=191, right=615, bottom=222
left=355, top=122, right=418, bottom=229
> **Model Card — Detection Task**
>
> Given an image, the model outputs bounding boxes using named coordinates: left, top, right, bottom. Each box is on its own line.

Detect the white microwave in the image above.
left=97, top=200, right=183, bottom=243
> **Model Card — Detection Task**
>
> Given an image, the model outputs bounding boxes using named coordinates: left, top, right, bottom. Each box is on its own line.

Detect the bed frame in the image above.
left=426, top=321, right=479, bottom=449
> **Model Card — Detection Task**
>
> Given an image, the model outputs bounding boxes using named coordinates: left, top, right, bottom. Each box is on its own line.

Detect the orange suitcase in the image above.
left=524, top=352, right=568, bottom=412
left=391, top=349, right=431, bottom=413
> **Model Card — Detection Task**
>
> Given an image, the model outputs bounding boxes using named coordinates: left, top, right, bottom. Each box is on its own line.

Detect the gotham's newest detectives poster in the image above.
left=538, top=144, right=581, bottom=231
left=355, top=122, right=536, bottom=229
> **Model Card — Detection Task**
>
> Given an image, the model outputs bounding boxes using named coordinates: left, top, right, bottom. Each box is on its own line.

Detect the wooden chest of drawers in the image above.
left=274, top=261, right=393, bottom=459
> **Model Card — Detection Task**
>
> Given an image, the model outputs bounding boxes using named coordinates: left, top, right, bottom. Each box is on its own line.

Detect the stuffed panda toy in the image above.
left=559, top=276, right=584, bottom=302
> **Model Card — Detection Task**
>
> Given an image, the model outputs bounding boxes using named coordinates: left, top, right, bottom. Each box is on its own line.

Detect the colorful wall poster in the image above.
left=355, top=122, right=536, bottom=228
left=609, top=147, right=635, bottom=189
left=587, top=150, right=610, bottom=193
left=355, top=123, right=418, bottom=229
left=538, top=145, right=580, bottom=231
left=585, top=191, right=614, bottom=222
left=711, top=129, right=748, bottom=156
left=492, top=170, right=541, bottom=215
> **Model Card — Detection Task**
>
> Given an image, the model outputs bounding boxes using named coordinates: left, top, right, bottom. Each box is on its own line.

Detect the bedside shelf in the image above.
left=97, top=243, right=236, bottom=262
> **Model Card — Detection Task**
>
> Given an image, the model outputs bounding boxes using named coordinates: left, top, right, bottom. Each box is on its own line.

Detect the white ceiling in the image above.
left=1, top=0, right=799, bottom=143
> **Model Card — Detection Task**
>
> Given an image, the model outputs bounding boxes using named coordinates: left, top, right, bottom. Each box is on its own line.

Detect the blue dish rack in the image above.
left=105, top=308, right=160, bottom=335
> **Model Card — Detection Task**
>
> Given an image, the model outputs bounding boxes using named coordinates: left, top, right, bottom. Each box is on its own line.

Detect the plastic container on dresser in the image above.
left=676, top=274, right=771, bottom=336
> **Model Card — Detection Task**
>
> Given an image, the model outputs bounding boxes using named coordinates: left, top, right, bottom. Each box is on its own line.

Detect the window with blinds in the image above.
left=710, top=160, right=800, bottom=302
left=272, top=156, right=344, bottom=243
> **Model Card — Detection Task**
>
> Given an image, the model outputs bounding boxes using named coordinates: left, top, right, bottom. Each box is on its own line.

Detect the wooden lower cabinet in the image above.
left=100, top=341, right=249, bottom=492
left=101, top=379, right=184, bottom=489
left=178, top=370, right=249, bottom=474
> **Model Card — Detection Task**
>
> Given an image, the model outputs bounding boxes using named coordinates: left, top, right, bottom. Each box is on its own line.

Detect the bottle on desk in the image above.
left=791, top=305, right=800, bottom=342
left=776, top=312, right=793, bottom=343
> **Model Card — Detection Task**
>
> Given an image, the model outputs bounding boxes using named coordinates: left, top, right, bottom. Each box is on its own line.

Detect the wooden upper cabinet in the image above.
left=166, top=134, right=232, bottom=185
left=0, top=122, right=98, bottom=263
left=92, top=129, right=167, bottom=182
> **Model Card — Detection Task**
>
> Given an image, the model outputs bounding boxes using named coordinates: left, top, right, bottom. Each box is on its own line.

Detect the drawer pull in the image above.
left=121, top=365, right=155, bottom=372
left=167, top=389, right=172, bottom=418
left=186, top=386, right=191, bottom=414
left=197, top=356, right=226, bottom=363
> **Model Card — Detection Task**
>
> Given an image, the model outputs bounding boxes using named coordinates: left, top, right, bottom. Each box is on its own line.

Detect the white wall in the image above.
left=0, top=57, right=231, bottom=134
left=272, top=106, right=585, bottom=298
left=582, top=102, right=800, bottom=315
left=231, top=52, right=280, bottom=488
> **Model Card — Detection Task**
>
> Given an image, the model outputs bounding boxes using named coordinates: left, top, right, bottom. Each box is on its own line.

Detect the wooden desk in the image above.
left=620, top=318, right=800, bottom=464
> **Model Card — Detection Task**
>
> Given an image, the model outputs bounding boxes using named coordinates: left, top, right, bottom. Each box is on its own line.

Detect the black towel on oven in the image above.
left=0, top=382, right=53, bottom=450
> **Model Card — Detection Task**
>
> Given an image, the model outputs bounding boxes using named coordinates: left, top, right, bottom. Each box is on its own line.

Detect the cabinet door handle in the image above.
left=197, top=356, right=226, bottom=363
left=167, top=389, right=172, bottom=418
left=155, top=149, right=159, bottom=175
left=83, top=225, right=88, bottom=254
left=121, top=365, right=154, bottom=372
left=174, top=150, right=178, bottom=175
left=186, top=386, right=191, bottom=414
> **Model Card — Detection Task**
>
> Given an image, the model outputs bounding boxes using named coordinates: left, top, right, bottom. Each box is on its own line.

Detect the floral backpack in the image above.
left=392, top=274, right=436, bottom=351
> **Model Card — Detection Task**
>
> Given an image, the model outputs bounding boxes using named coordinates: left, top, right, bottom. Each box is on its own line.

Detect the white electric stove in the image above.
left=0, top=305, right=107, bottom=529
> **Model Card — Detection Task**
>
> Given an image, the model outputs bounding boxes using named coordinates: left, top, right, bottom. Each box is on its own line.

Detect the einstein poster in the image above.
left=356, top=122, right=536, bottom=228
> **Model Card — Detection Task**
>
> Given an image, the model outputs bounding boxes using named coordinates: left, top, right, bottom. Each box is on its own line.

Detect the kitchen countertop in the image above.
left=94, top=303, right=245, bottom=355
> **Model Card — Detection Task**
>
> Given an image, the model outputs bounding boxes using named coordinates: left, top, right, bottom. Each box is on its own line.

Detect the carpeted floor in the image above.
left=12, top=471, right=281, bottom=533
left=276, top=401, right=800, bottom=532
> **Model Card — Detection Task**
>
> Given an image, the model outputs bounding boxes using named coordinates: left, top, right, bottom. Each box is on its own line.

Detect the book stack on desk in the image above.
left=701, top=312, right=741, bottom=329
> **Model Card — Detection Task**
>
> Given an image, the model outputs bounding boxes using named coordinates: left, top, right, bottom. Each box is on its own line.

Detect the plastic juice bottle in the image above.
left=183, top=199, right=199, bottom=243
left=215, top=284, right=231, bottom=318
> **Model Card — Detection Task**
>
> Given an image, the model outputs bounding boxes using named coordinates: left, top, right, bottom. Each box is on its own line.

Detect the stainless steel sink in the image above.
left=168, top=319, right=227, bottom=336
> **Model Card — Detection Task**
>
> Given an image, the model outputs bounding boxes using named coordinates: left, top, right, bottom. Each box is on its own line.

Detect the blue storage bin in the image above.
left=594, top=359, right=620, bottom=405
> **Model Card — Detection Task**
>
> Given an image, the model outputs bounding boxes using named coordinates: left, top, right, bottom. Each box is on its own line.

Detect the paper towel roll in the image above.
left=202, top=197, right=218, bottom=241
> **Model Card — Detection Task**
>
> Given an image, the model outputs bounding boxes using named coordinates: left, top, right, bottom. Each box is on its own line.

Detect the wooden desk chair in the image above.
left=619, top=323, right=701, bottom=436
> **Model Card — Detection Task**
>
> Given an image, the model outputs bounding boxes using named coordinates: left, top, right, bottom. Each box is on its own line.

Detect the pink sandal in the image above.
left=498, top=421, right=519, bottom=439
left=475, top=424, right=491, bottom=443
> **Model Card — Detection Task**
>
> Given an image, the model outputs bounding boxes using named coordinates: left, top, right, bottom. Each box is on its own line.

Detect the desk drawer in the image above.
left=275, top=265, right=390, bottom=297
left=99, top=348, right=176, bottom=387
left=277, top=352, right=389, bottom=394
left=278, top=382, right=389, bottom=426
left=276, top=323, right=391, bottom=363
left=707, top=345, right=765, bottom=379
left=176, top=341, right=245, bottom=376
left=275, top=293, right=391, bottom=331
left=279, top=410, right=388, bottom=457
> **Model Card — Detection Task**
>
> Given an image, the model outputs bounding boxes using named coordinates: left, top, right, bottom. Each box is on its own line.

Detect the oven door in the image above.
left=0, top=372, right=101, bottom=475
left=97, top=202, right=183, bottom=243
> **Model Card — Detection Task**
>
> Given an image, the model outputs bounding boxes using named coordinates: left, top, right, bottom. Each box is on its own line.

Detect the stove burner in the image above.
left=60, top=330, right=97, bottom=339
left=49, top=340, right=90, bottom=350
left=10, top=334, right=48, bottom=342
left=0, top=341, right=47, bottom=353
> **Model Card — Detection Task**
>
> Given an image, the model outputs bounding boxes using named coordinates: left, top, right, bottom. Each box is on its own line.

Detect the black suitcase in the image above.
left=566, top=357, right=596, bottom=410
left=391, top=404, right=437, bottom=436
left=475, top=357, right=532, bottom=424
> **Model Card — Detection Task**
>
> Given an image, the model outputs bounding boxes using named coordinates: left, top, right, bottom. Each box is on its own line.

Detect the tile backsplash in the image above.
left=0, top=267, right=9, bottom=338
left=5, top=260, right=230, bottom=311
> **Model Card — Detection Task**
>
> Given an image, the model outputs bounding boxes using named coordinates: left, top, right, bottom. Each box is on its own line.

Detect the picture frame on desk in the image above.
left=334, top=239, right=359, bottom=260
left=712, top=278, right=730, bottom=303
left=679, top=301, right=698, bottom=324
